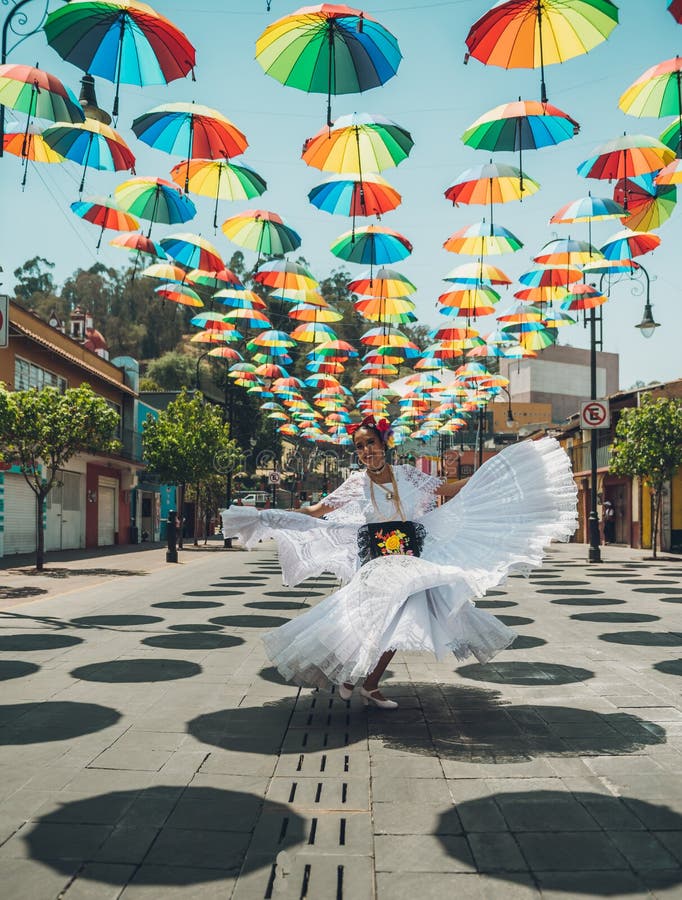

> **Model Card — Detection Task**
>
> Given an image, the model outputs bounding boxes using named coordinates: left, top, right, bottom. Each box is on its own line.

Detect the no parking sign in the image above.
left=580, top=399, right=610, bottom=430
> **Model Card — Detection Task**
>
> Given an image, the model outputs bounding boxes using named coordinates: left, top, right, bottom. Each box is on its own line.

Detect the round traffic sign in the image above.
left=581, top=400, right=608, bottom=428
left=268, top=471, right=281, bottom=484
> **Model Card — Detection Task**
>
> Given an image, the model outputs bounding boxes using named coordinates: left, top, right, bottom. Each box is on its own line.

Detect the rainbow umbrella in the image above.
left=256, top=4, right=401, bottom=126
left=438, top=286, right=500, bottom=315
left=133, top=102, right=248, bottom=193
left=190, top=329, right=240, bottom=344
left=348, top=267, right=416, bottom=297
left=540, top=306, right=577, bottom=327
left=514, top=285, right=568, bottom=304
left=190, top=312, right=233, bottom=328
left=0, top=63, right=84, bottom=126
left=354, top=296, right=416, bottom=324
left=222, top=209, right=301, bottom=259
left=43, top=118, right=135, bottom=193
left=561, top=284, right=608, bottom=311
left=159, top=233, right=223, bottom=271
left=613, top=173, right=677, bottom=232
left=330, top=225, right=412, bottom=267
left=70, top=195, right=139, bottom=248
left=577, top=134, right=675, bottom=207
left=114, top=176, right=196, bottom=237
left=255, top=260, right=318, bottom=292
left=444, top=261, right=511, bottom=286
left=290, top=322, right=338, bottom=343
left=110, top=231, right=166, bottom=262
left=170, top=158, right=266, bottom=228
left=550, top=191, right=627, bottom=246
left=187, top=266, right=242, bottom=290
left=213, top=288, right=266, bottom=309
left=308, top=171, right=401, bottom=217
left=44, top=0, right=196, bottom=118
left=3, top=126, right=65, bottom=187
left=670, top=0, right=682, bottom=22
left=581, top=258, right=636, bottom=276
left=223, top=308, right=272, bottom=329
left=248, top=329, right=296, bottom=349
left=445, top=161, right=540, bottom=229
left=519, top=264, right=583, bottom=288
left=497, top=302, right=543, bottom=324
left=302, top=112, right=413, bottom=173
left=534, top=237, right=603, bottom=265
left=312, top=339, right=358, bottom=357
left=141, top=262, right=189, bottom=283
left=207, top=346, right=243, bottom=361
left=464, top=0, right=619, bottom=103
left=462, top=99, right=579, bottom=189
left=660, top=119, right=682, bottom=158
left=600, top=229, right=661, bottom=260
left=655, top=159, right=682, bottom=186
left=289, top=303, right=342, bottom=323
left=443, top=220, right=523, bottom=255
left=620, top=57, right=682, bottom=146
left=155, top=284, right=203, bottom=307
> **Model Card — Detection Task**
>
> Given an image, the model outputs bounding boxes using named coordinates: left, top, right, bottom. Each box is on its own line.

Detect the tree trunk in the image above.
left=193, top=482, right=200, bottom=546
left=35, top=490, right=45, bottom=571
left=652, top=490, right=662, bottom=559
left=177, top=483, right=185, bottom=550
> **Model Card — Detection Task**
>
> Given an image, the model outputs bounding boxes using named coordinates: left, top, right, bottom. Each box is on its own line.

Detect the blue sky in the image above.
left=1, top=0, right=680, bottom=390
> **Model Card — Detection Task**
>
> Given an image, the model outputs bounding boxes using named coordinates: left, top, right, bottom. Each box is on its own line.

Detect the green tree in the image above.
left=145, top=352, right=198, bottom=391
left=0, top=384, right=120, bottom=570
left=141, top=389, right=238, bottom=548
left=13, top=256, right=56, bottom=300
left=610, top=394, right=682, bottom=558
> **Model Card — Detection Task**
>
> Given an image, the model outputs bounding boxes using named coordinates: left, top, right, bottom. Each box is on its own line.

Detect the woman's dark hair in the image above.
left=351, top=422, right=390, bottom=447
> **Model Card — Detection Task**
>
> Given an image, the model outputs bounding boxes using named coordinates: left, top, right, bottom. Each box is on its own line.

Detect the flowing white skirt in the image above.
left=222, top=437, right=577, bottom=689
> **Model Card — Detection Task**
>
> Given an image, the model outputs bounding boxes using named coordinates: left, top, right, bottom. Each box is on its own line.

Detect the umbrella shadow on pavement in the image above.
left=436, top=790, right=682, bottom=895
left=24, top=786, right=306, bottom=886
left=70, top=659, right=202, bottom=683
left=0, top=660, right=40, bottom=681
left=0, top=701, right=121, bottom=744
left=653, top=659, right=682, bottom=677
left=599, top=632, right=682, bottom=647
left=455, top=661, right=592, bottom=686
left=0, top=633, right=83, bottom=651
left=71, top=615, right=164, bottom=628
left=209, top=615, right=291, bottom=629
left=141, top=634, right=245, bottom=651
left=187, top=683, right=665, bottom=763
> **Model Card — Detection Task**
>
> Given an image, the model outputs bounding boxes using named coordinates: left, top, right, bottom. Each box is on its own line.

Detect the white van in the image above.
left=239, top=491, right=270, bottom=507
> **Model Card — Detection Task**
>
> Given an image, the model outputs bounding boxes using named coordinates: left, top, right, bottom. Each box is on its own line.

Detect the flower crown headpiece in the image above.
left=348, top=415, right=392, bottom=445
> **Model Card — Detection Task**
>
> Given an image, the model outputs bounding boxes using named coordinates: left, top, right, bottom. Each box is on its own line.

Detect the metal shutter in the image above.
left=4, top=474, right=38, bottom=555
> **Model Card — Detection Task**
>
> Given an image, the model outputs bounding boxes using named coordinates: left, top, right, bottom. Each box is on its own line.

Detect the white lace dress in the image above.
left=221, top=437, right=578, bottom=689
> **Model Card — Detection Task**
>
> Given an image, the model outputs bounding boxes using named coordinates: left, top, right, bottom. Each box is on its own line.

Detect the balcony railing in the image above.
left=121, top=427, right=144, bottom=462
left=568, top=436, right=612, bottom=473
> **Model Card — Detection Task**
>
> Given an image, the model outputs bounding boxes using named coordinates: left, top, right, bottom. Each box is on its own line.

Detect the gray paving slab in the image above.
left=1, top=543, right=682, bottom=897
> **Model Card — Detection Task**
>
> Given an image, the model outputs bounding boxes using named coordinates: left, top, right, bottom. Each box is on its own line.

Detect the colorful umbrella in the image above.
left=619, top=57, right=682, bottom=144
left=438, top=285, right=501, bottom=312
left=290, top=322, right=338, bottom=343
left=190, top=312, right=233, bottom=328
left=302, top=112, right=413, bottom=173
left=170, top=158, right=266, bottom=228
left=330, top=224, right=412, bottom=266
left=0, top=63, right=84, bottom=126
left=207, top=346, right=243, bottom=361
left=254, top=259, right=318, bottom=292
left=213, top=288, right=266, bottom=309
left=141, top=262, right=189, bottom=283
left=223, top=307, right=272, bottom=329
left=44, top=0, right=196, bottom=118
left=155, top=284, right=203, bottom=307
left=600, top=229, right=661, bottom=260
left=561, top=283, right=608, bottom=311
left=660, top=119, right=682, bottom=157
left=308, top=171, right=401, bottom=217
left=190, top=329, right=239, bottom=344
left=222, top=209, right=301, bottom=259
left=159, top=233, right=223, bottom=271
left=577, top=134, right=675, bottom=206
left=348, top=267, right=416, bottom=297
left=256, top=4, right=401, bottom=126
left=114, top=176, right=196, bottom=236
left=2, top=126, right=65, bottom=187
left=133, top=102, right=248, bottom=193
left=444, top=261, right=511, bottom=286
left=519, top=265, right=583, bottom=288
left=464, top=0, right=619, bottom=103
left=71, top=195, right=139, bottom=248
left=187, top=266, right=242, bottom=290
left=110, top=231, right=166, bottom=259
left=445, top=161, right=539, bottom=230
left=613, top=173, right=677, bottom=232
left=443, top=220, right=523, bottom=255
left=354, top=296, right=416, bottom=323
left=43, top=118, right=135, bottom=193
left=462, top=99, right=579, bottom=189
left=669, top=0, right=682, bottom=23
left=289, top=302, right=342, bottom=322
left=534, top=237, right=603, bottom=265
left=550, top=191, right=627, bottom=245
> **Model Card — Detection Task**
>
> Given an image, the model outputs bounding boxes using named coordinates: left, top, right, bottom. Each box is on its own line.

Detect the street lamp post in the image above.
left=587, top=302, right=602, bottom=563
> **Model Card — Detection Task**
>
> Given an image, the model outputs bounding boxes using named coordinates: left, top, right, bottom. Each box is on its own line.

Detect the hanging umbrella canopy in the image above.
left=170, top=158, right=266, bottom=228
left=302, top=112, right=413, bottom=172
left=613, top=173, right=677, bottom=232
left=514, top=285, right=568, bottom=303
left=443, top=220, right=523, bottom=255
left=187, top=266, right=242, bottom=290
left=581, top=258, right=636, bottom=276
left=600, top=229, right=661, bottom=260
left=0, top=63, right=84, bottom=124
left=159, top=233, right=223, bottom=271
left=255, top=259, right=318, bottom=291
left=540, top=306, right=576, bottom=327
left=71, top=195, right=139, bottom=248
left=213, top=288, right=266, bottom=309
left=190, top=328, right=239, bottom=344
left=660, top=119, right=682, bottom=157
left=519, top=264, right=583, bottom=288
left=550, top=193, right=626, bottom=223
left=222, top=209, right=301, bottom=256
left=354, top=296, right=416, bottom=323
left=114, top=176, right=196, bottom=235
left=619, top=57, right=682, bottom=139
left=561, top=283, right=608, bottom=311
left=44, top=0, right=196, bottom=117
left=43, top=119, right=135, bottom=193
left=330, top=224, right=412, bottom=265
left=437, top=286, right=501, bottom=315
left=110, top=231, right=166, bottom=258
left=348, top=267, right=416, bottom=297
left=190, top=312, right=233, bottom=328
left=308, top=171, right=401, bottom=217
left=207, top=346, right=243, bottom=361
left=443, top=261, right=511, bottom=286
left=313, top=339, right=358, bottom=357
left=141, top=262, right=190, bottom=283
left=289, top=302, right=343, bottom=322
left=497, top=302, right=544, bottom=323
left=2, top=125, right=64, bottom=164
left=249, top=329, right=297, bottom=349
left=155, top=284, right=203, bottom=307
left=463, top=98, right=579, bottom=150
left=290, top=322, right=338, bottom=343
left=670, top=0, right=682, bottom=22
left=655, top=159, right=682, bottom=186
left=256, top=3, right=402, bottom=126
left=223, top=307, right=272, bottom=329
left=464, top=0, right=619, bottom=103
left=534, top=237, right=603, bottom=265
left=445, top=161, right=540, bottom=206
left=577, top=134, right=675, bottom=203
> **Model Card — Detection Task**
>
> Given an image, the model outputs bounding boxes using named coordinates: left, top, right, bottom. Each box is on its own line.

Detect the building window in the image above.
left=15, top=357, right=67, bottom=393
left=106, top=400, right=122, bottom=438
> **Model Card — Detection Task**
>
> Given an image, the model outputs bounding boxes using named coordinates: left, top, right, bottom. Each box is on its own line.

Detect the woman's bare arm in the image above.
left=436, top=477, right=470, bottom=500
left=298, top=500, right=335, bottom=518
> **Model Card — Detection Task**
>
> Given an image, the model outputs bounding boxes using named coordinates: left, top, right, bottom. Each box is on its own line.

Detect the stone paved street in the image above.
left=0, top=542, right=681, bottom=898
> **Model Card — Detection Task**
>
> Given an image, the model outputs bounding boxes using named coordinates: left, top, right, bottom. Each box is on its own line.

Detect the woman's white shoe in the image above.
left=338, top=683, right=354, bottom=701
left=359, top=687, right=398, bottom=709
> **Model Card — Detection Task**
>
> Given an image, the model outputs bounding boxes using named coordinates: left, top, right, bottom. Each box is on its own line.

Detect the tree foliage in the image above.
left=145, top=352, right=198, bottom=391
left=610, top=394, right=682, bottom=557
left=0, top=384, right=120, bottom=569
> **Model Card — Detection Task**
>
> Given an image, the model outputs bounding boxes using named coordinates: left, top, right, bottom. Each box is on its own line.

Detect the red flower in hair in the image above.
left=348, top=414, right=390, bottom=436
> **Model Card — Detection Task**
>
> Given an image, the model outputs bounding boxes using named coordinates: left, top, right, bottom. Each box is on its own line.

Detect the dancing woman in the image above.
left=222, top=417, right=577, bottom=709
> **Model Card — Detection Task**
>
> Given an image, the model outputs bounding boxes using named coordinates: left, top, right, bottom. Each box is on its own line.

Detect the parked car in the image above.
left=239, top=491, right=270, bottom=507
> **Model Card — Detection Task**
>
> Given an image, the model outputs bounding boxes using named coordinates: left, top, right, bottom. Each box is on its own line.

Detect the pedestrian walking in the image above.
left=222, top=418, right=577, bottom=708
left=603, top=499, right=616, bottom=544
